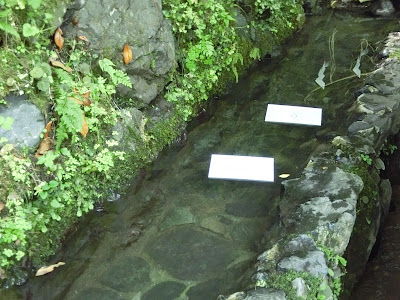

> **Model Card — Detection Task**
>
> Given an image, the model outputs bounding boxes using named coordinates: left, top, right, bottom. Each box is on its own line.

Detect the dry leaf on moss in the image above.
left=78, top=35, right=89, bottom=43
left=81, top=113, right=88, bottom=137
left=35, top=262, right=65, bottom=276
left=49, top=58, right=73, bottom=73
left=35, top=121, right=53, bottom=157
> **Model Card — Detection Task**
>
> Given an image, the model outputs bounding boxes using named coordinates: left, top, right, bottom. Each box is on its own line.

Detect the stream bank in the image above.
left=7, top=9, right=400, bottom=300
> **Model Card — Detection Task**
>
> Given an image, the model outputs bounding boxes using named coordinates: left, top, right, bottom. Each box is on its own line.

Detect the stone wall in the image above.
left=222, top=32, right=400, bottom=300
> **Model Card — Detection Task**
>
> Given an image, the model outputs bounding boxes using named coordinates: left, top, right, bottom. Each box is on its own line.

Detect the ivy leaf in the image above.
left=22, top=23, right=40, bottom=37
left=37, top=78, right=51, bottom=92
left=50, top=199, right=62, bottom=208
left=0, top=116, right=14, bottom=130
left=39, top=191, right=48, bottom=199
left=315, top=61, right=329, bottom=89
left=30, top=66, right=44, bottom=79
left=27, top=0, right=42, bottom=10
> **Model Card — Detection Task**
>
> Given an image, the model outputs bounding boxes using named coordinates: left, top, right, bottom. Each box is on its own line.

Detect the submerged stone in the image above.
left=69, top=287, right=127, bottom=300
left=99, top=256, right=150, bottom=292
left=147, top=225, right=236, bottom=280
left=142, top=281, right=186, bottom=300
left=225, top=200, right=269, bottom=217
left=159, top=207, right=196, bottom=231
left=244, top=288, right=286, bottom=300
left=186, top=278, right=224, bottom=300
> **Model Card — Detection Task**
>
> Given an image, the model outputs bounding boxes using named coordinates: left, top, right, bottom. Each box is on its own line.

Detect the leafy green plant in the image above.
left=256, top=269, right=324, bottom=300
left=162, top=0, right=239, bottom=119
left=382, top=140, right=397, bottom=155
left=253, top=0, right=301, bottom=35
left=0, top=0, right=45, bottom=44
left=320, top=246, right=347, bottom=299
left=0, top=38, right=133, bottom=281
left=360, top=153, right=372, bottom=165
left=0, top=115, right=13, bottom=130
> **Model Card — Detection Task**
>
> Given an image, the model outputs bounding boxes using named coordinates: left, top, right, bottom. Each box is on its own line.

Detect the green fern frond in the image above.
left=0, top=21, right=20, bottom=39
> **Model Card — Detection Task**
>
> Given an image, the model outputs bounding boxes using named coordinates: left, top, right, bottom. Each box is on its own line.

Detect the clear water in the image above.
left=4, top=11, right=399, bottom=300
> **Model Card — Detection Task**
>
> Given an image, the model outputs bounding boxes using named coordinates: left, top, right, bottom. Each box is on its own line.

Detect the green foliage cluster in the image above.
left=162, top=0, right=240, bottom=120
left=257, top=269, right=324, bottom=300
left=253, top=0, right=303, bottom=35
left=256, top=246, right=347, bottom=299
left=0, top=27, right=132, bottom=283
left=0, top=0, right=53, bottom=42
left=162, top=0, right=304, bottom=120
left=0, top=0, right=306, bottom=286
left=320, top=246, right=347, bottom=299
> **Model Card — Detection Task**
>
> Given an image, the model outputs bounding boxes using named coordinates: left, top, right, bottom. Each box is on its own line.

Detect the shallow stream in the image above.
left=5, top=11, right=400, bottom=300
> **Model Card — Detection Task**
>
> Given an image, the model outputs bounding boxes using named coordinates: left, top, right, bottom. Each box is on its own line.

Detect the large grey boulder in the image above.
left=0, top=94, right=45, bottom=150
left=62, top=0, right=175, bottom=107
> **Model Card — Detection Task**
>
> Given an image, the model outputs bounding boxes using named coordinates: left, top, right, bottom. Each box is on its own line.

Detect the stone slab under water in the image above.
left=265, top=104, right=322, bottom=126
left=208, top=154, right=274, bottom=182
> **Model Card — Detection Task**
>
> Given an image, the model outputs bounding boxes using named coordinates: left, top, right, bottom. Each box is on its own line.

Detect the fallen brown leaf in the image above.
left=81, top=113, right=88, bottom=137
left=278, top=173, right=291, bottom=179
left=78, top=35, right=89, bottom=42
left=83, top=91, right=91, bottom=107
left=43, top=121, right=52, bottom=139
left=123, top=44, right=132, bottom=64
left=35, top=262, right=65, bottom=276
left=54, top=27, right=64, bottom=50
left=0, top=202, right=4, bottom=212
left=35, top=121, right=53, bottom=157
left=49, top=58, right=73, bottom=73
left=68, top=96, right=83, bottom=105
left=35, top=138, right=52, bottom=158
left=72, top=90, right=91, bottom=107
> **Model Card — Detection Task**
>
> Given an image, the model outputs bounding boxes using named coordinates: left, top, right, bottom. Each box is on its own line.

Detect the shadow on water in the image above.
left=3, top=11, right=399, bottom=300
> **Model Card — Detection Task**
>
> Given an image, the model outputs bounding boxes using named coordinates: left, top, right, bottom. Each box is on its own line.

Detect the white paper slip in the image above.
left=265, top=104, right=322, bottom=126
left=208, top=154, right=274, bottom=182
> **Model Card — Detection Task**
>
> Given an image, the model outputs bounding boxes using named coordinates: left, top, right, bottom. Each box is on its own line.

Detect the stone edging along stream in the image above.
left=222, top=32, right=400, bottom=300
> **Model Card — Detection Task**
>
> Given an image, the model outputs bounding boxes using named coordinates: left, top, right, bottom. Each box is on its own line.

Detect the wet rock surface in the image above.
left=142, top=281, right=186, bottom=300
left=99, top=256, right=151, bottom=292
left=14, top=10, right=400, bottom=300
left=0, top=94, right=44, bottom=149
left=147, top=225, right=236, bottom=281
left=224, top=14, right=400, bottom=300
left=61, top=0, right=175, bottom=106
